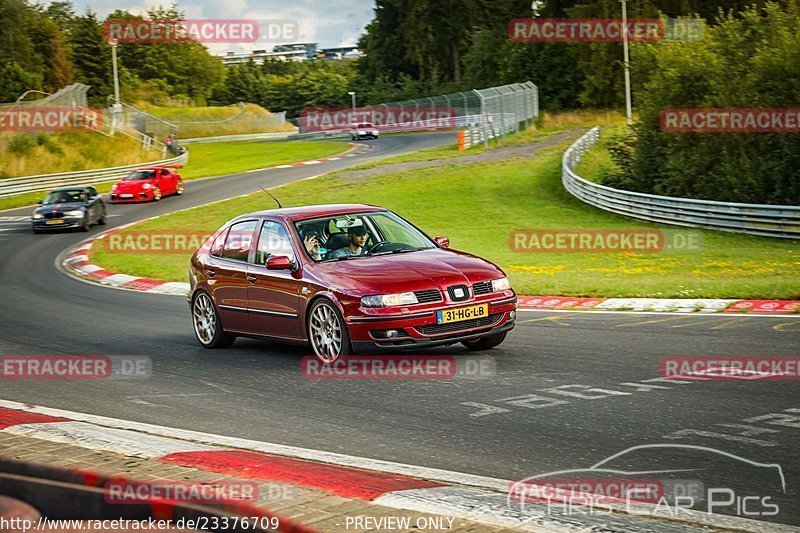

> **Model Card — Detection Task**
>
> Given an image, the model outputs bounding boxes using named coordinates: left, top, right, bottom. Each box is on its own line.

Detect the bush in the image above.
left=611, top=4, right=800, bottom=205
left=7, top=136, right=36, bottom=156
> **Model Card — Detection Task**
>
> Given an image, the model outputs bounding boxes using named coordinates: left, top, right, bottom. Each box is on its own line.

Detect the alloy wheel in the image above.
left=309, top=302, right=343, bottom=362
left=193, top=293, right=216, bottom=345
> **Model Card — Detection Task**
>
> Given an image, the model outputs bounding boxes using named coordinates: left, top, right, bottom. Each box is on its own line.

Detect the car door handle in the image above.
left=246, top=274, right=257, bottom=284
left=205, top=268, right=216, bottom=277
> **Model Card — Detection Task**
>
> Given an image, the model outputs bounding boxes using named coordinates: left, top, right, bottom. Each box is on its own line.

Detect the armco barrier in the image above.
left=562, top=127, right=800, bottom=239
left=0, top=151, right=188, bottom=199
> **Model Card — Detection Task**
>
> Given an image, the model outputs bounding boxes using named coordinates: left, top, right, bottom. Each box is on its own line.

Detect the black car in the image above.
left=32, top=185, right=107, bottom=233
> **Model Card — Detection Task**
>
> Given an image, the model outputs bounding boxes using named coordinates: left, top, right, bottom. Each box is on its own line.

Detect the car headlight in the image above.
left=32, top=213, right=43, bottom=220
left=491, top=277, right=511, bottom=292
left=111, top=184, right=118, bottom=191
left=64, top=210, right=85, bottom=217
left=142, top=183, right=152, bottom=190
left=357, top=130, right=366, bottom=135
left=361, top=292, right=419, bottom=307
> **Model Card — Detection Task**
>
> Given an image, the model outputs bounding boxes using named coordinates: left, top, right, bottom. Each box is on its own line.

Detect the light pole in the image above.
left=109, top=38, right=122, bottom=132
left=347, top=91, right=356, bottom=112
left=620, top=0, right=633, bottom=127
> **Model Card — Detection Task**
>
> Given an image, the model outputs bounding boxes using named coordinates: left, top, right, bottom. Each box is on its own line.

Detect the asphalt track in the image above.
left=0, top=132, right=798, bottom=527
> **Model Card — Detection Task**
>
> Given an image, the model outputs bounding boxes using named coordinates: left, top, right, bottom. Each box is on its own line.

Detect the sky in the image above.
left=54, top=0, right=376, bottom=53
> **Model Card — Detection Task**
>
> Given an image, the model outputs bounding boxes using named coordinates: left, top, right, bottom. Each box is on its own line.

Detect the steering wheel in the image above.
left=366, top=241, right=391, bottom=254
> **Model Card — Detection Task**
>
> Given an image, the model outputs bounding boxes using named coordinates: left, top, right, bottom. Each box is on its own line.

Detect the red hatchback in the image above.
left=110, top=167, right=184, bottom=203
left=189, top=204, right=516, bottom=362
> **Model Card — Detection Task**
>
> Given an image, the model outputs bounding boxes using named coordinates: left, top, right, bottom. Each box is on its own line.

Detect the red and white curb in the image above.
left=62, top=242, right=800, bottom=315
left=0, top=401, right=791, bottom=533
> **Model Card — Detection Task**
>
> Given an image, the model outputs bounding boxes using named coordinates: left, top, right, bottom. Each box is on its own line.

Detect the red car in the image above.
left=189, top=204, right=517, bottom=362
left=110, top=167, right=184, bottom=203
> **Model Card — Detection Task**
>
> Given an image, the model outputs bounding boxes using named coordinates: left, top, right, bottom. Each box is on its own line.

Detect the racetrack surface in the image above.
left=0, top=132, right=798, bottom=527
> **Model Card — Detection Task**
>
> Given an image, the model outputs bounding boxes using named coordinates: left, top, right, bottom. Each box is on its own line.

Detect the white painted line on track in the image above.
left=3, top=420, right=221, bottom=458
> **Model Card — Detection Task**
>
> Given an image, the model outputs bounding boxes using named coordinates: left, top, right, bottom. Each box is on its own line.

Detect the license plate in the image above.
left=46, top=219, right=64, bottom=225
left=119, top=194, right=133, bottom=198
left=437, top=304, right=488, bottom=324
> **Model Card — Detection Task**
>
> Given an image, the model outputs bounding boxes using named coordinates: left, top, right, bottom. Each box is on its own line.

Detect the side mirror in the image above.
left=434, top=236, right=450, bottom=249
left=36, top=199, right=43, bottom=205
left=266, top=255, right=293, bottom=270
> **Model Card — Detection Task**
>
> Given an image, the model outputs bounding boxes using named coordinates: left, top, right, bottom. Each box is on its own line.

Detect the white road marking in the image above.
left=3, top=420, right=221, bottom=458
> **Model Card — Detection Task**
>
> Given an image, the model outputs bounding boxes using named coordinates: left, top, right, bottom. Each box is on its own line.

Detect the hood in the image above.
left=114, top=179, right=156, bottom=192
left=311, top=248, right=504, bottom=295
left=35, top=202, right=85, bottom=215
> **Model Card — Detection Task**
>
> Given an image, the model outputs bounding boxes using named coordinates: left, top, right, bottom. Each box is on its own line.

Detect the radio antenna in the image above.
left=259, top=186, right=282, bottom=208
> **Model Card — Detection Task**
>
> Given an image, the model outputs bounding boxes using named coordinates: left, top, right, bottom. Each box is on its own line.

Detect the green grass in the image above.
left=90, top=123, right=800, bottom=299
left=0, top=140, right=345, bottom=212
left=179, top=140, right=345, bottom=180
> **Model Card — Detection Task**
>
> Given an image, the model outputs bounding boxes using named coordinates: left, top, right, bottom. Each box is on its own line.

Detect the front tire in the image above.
left=308, top=299, right=351, bottom=363
left=175, top=180, right=184, bottom=196
left=97, top=208, right=107, bottom=225
left=152, top=187, right=162, bottom=201
left=192, top=291, right=235, bottom=348
left=80, top=214, right=90, bottom=232
left=461, top=332, right=507, bottom=351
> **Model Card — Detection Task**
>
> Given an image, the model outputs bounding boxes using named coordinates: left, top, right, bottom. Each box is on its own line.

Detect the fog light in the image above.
left=386, top=329, right=399, bottom=338
left=510, top=311, right=516, bottom=319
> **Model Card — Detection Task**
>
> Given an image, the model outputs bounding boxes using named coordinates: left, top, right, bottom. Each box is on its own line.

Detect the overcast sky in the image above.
left=56, top=0, right=376, bottom=53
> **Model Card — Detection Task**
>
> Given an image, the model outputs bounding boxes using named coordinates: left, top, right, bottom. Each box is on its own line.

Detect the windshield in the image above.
left=356, top=123, right=373, bottom=129
left=43, top=190, right=84, bottom=204
left=126, top=170, right=156, bottom=180
left=295, top=211, right=435, bottom=262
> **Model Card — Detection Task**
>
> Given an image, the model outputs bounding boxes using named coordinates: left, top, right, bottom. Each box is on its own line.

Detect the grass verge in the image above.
left=90, top=117, right=799, bottom=299
left=0, top=140, right=346, bottom=212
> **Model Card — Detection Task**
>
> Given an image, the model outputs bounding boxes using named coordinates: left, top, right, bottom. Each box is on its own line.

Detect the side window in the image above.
left=222, top=220, right=257, bottom=262
left=161, top=169, right=169, bottom=176
left=254, top=221, right=296, bottom=265
left=210, top=228, right=228, bottom=258
left=87, top=187, right=97, bottom=198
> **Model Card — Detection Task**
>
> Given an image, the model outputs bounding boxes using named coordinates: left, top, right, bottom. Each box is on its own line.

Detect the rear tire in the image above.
left=192, top=291, right=235, bottom=348
left=461, top=332, right=507, bottom=351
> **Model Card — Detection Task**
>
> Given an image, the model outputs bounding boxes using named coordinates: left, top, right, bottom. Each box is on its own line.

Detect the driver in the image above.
left=301, top=229, right=323, bottom=261
left=328, top=225, right=368, bottom=259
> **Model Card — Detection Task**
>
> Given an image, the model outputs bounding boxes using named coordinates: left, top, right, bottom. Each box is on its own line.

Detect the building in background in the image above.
left=220, top=43, right=361, bottom=66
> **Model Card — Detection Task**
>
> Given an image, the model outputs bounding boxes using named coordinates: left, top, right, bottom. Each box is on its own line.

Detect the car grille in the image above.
left=44, top=212, right=64, bottom=219
left=414, top=289, right=443, bottom=304
left=472, top=281, right=493, bottom=296
left=414, top=313, right=503, bottom=336
left=446, top=284, right=470, bottom=302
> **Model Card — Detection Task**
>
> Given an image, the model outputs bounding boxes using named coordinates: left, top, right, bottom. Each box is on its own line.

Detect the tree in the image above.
left=70, top=11, right=112, bottom=99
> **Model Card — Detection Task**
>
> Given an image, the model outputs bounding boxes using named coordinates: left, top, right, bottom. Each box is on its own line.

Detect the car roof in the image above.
left=234, top=204, right=386, bottom=222
left=50, top=185, right=90, bottom=192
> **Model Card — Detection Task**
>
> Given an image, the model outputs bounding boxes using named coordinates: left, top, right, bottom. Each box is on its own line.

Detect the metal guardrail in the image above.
left=0, top=151, right=189, bottom=199
left=562, top=126, right=800, bottom=239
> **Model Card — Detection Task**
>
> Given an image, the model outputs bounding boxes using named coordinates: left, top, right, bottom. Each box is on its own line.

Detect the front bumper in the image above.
left=346, top=295, right=517, bottom=353
left=110, top=191, right=152, bottom=203
left=32, top=218, right=83, bottom=230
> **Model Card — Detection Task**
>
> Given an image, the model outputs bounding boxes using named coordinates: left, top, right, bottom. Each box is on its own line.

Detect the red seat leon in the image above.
left=189, top=204, right=517, bottom=362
